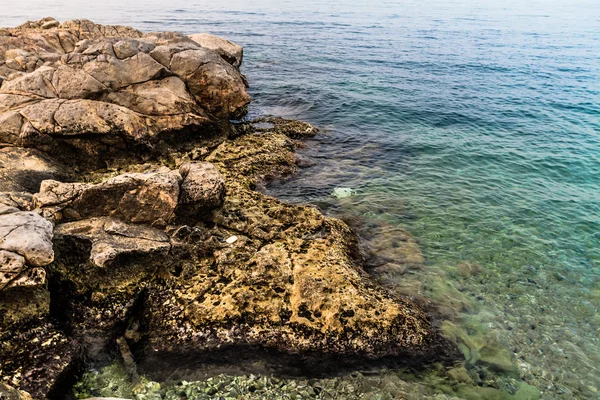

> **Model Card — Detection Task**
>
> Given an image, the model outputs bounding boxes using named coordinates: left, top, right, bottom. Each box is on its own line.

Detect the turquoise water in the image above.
left=2, top=1, right=600, bottom=398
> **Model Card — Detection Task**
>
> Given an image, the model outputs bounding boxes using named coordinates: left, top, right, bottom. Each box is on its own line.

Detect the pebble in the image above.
left=225, top=236, right=238, bottom=244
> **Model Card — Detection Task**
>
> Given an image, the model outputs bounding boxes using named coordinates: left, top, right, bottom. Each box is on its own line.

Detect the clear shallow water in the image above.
left=2, top=1, right=600, bottom=398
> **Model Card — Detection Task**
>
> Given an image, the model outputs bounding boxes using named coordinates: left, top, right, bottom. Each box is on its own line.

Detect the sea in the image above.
left=1, top=0, right=599, bottom=398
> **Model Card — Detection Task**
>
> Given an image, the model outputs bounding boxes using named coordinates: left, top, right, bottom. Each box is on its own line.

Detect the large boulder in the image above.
left=188, top=33, right=243, bottom=68
left=0, top=18, right=250, bottom=168
left=34, top=169, right=182, bottom=226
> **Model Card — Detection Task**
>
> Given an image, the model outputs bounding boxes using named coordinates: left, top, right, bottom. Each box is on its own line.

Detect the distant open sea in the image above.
left=2, top=0, right=599, bottom=398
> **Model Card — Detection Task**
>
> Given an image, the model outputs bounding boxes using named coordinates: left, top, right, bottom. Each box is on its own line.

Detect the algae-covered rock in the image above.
left=0, top=322, right=80, bottom=399
left=135, top=129, right=457, bottom=372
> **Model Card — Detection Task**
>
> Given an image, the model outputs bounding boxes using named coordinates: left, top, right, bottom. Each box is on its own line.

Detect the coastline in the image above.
left=0, top=18, right=458, bottom=399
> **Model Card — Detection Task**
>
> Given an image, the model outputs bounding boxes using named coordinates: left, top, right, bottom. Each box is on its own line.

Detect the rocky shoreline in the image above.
left=0, top=18, right=458, bottom=399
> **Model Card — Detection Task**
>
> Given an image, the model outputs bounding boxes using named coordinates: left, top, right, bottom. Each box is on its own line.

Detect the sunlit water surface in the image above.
left=2, top=1, right=600, bottom=398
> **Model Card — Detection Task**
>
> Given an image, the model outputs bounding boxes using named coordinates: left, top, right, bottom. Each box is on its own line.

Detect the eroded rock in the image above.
left=188, top=33, right=244, bottom=68
left=1, top=17, right=457, bottom=399
left=177, top=161, right=225, bottom=218
left=132, top=126, right=453, bottom=372
left=34, top=169, right=182, bottom=226
left=0, top=18, right=250, bottom=167
left=0, top=210, right=54, bottom=266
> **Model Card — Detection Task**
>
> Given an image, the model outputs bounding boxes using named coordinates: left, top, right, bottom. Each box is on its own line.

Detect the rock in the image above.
left=0, top=322, right=81, bottom=400
left=332, top=187, right=355, bottom=199
left=34, top=169, right=181, bottom=226
left=134, top=131, right=457, bottom=373
left=0, top=210, right=54, bottom=266
left=0, top=250, right=46, bottom=292
left=0, top=192, right=33, bottom=211
left=0, top=250, right=27, bottom=290
left=0, top=211, right=52, bottom=329
left=50, top=217, right=171, bottom=355
left=0, top=147, right=70, bottom=193
left=54, top=217, right=170, bottom=269
left=177, top=161, right=225, bottom=217
left=189, top=33, right=244, bottom=68
left=0, top=18, right=250, bottom=167
left=0, top=18, right=459, bottom=398
left=0, top=282, right=50, bottom=329
left=225, top=235, right=238, bottom=244
left=0, top=383, right=33, bottom=400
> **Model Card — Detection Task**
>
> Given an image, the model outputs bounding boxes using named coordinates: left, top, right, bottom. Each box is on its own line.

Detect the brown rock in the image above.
left=34, top=169, right=181, bottom=226
left=0, top=18, right=250, bottom=167
left=188, top=33, right=244, bottom=68
left=177, top=161, right=226, bottom=217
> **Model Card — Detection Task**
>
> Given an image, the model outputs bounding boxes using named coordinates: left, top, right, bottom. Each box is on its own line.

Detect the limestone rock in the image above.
left=0, top=18, right=250, bottom=167
left=0, top=250, right=26, bottom=288
left=34, top=169, right=181, bottom=226
left=135, top=130, right=456, bottom=371
left=0, top=250, right=45, bottom=291
left=54, top=217, right=170, bottom=269
left=50, top=217, right=171, bottom=356
left=189, top=33, right=244, bottom=68
left=0, top=210, right=51, bottom=330
left=177, top=161, right=226, bottom=217
left=0, top=147, right=70, bottom=193
left=0, top=210, right=54, bottom=266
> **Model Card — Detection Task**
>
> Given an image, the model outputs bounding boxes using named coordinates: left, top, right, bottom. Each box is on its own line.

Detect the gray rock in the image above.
left=188, top=32, right=244, bottom=68
left=0, top=211, right=54, bottom=266
left=0, top=18, right=250, bottom=166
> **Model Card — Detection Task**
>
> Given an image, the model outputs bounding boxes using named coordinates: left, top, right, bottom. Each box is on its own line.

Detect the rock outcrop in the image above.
left=0, top=18, right=457, bottom=400
left=188, top=33, right=244, bottom=68
left=0, top=17, right=250, bottom=169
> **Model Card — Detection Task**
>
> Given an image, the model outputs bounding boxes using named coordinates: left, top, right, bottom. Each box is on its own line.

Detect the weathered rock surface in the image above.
left=0, top=18, right=250, bottom=168
left=0, top=210, right=54, bottom=266
left=177, top=161, right=225, bottom=217
left=34, top=169, right=182, bottom=226
left=0, top=147, right=70, bottom=193
left=138, top=129, right=448, bottom=371
left=188, top=33, right=243, bottom=68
